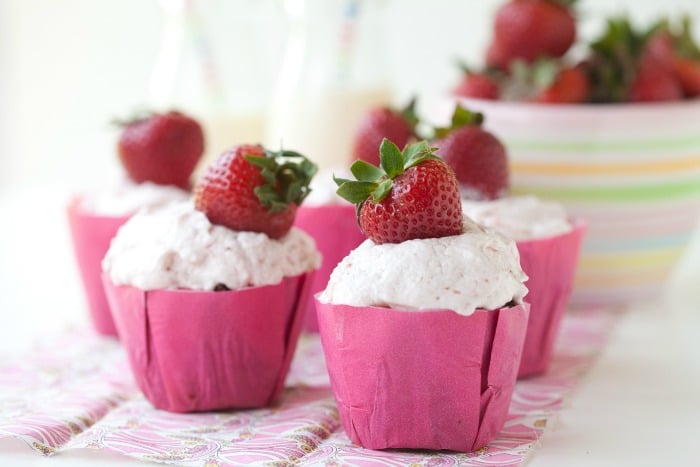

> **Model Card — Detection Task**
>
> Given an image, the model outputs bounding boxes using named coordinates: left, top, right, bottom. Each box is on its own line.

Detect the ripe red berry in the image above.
left=453, top=73, right=500, bottom=100
left=194, top=145, right=317, bottom=239
left=336, top=140, right=463, bottom=244
left=627, top=55, right=683, bottom=102
left=673, top=57, right=700, bottom=98
left=432, top=106, right=509, bottom=200
left=492, top=0, right=576, bottom=67
left=535, top=66, right=589, bottom=103
left=118, top=111, right=204, bottom=189
left=352, top=101, right=417, bottom=167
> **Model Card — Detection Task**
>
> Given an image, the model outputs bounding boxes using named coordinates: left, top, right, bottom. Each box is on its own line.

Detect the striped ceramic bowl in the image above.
left=427, top=98, right=700, bottom=306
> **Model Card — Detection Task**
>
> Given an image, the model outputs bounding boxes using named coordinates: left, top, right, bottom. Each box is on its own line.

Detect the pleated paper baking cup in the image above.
left=427, top=98, right=700, bottom=306
left=67, top=197, right=129, bottom=336
left=103, top=273, right=312, bottom=412
left=516, top=222, right=586, bottom=378
left=294, top=204, right=365, bottom=332
left=315, top=299, right=529, bottom=452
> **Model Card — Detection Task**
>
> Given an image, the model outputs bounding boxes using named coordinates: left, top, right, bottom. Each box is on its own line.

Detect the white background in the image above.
left=1, top=1, right=700, bottom=466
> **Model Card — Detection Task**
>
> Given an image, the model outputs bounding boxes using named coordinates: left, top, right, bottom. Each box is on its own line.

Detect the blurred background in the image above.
left=1, top=0, right=700, bottom=350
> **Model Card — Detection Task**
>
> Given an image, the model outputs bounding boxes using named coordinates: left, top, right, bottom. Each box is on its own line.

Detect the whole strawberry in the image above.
left=352, top=100, right=418, bottom=167
left=673, top=58, right=700, bottom=97
left=488, top=0, right=577, bottom=69
left=453, top=66, right=501, bottom=100
left=627, top=54, right=683, bottom=102
left=535, top=65, right=589, bottom=103
left=194, top=145, right=317, bottom=239
left=118, top=111, right=204, bottom=189
left=432, top=106, right=509, bottom=200
left=647, top=16, right=700, bottom=98
left=585, top=17, right=684, bottom=103
left=336, top=140, right=462, bottom=244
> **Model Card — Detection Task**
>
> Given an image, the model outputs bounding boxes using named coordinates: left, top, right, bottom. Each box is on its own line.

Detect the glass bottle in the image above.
left=149, top=0, right=274, bottom=170
left=265, top=0, right=393, bottom=171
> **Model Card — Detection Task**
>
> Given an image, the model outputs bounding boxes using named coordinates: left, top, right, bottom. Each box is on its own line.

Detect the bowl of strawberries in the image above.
left=429, top=1, right=700, bottom=306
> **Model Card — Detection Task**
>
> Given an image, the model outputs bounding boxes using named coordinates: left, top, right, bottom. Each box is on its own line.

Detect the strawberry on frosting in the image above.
left=351, top=100, right=418, bottom=168
left=432, top=105, right=509, bottom=201
left=335, top=139, right=463, bottom=244
left=194, top=145, right=317, bottom=239
left=486, top=0, right=577, bottom=70
left=117, top=111, right=205, bottom=189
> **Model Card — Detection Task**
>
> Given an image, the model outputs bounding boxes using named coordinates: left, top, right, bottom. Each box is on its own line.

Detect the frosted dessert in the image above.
left=461, top=195, right=573, bottom=240
left=294, top=167, right=364, bottom=332
left=103, top=201, right=320, bottom=291
left=69, top=111, right=205, bottom=337
left=462, top=195, right=583, bottom=378
left=68, top=182, right=189, bottom=338
left=319, top=215, right=527, bottom=315
left=79, top=179, right=189, bottom=216
left=103, top=144, right=319, bottom=413
left=314, top=140, right=530, bottom=452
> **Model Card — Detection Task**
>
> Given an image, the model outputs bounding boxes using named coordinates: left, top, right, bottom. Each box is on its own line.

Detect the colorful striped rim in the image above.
left=510, top=155, right=700, bottom=176
left=512, top=180, right=700, bottom=203
left=447, top=96, right=700, bottom=305
left=507, top=134, right=700, bottom=153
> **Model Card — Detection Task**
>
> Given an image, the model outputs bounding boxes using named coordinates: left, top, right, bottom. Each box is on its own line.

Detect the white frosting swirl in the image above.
left=103, top=201, right=321, bottom=291
left=319, top=216, right=528, bottom=315
left=80, top=180, right=190, bottom=216
left=461, top=196, right=572, bottom=241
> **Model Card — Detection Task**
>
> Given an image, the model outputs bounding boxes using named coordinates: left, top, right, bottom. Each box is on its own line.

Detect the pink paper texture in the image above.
left=315, top=300, right=530, bottom=452
left=66, top=198, right=129, bottom=337
left=103, top=273, right=312, bottom=412
left=0, top=307, right=618, bottom=465
left=516, top=223, right=586, bottom=378
left=294, top=205, right=365, bottom=332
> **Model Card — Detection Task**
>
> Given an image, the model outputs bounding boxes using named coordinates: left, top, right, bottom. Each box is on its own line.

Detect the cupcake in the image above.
left=431, top=104, right=584, bottom=378
left=293, top=169, right=365, bottom=332
left=68, top=111, right=203, bottom=336
left=462, top=196, right=585, bottom=378
left=102, top=144, right=320, bottom=412
left=315, top=140, right=529, bottom=452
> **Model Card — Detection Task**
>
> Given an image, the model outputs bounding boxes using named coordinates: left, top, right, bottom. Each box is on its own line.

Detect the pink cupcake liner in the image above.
left=294, top=205, right=365, bottom=332
left=103, top=272, right=313, bottom=413
left=516, top=222, right=586, bottom=378
left=66, top=197, right=129, bottom=337
left=315, top=299, right=530, bottom=452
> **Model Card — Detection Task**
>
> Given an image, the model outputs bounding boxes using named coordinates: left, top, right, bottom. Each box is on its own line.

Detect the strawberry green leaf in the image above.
left=370, top=179, right=393, bottom=203
left=400, top=97, right=420, bottom=130
left=300, top=159, right=319, bottom=179
left=434, top=104, right=483, bottom=139
left=451, top=104, right=483, bottom=128
left=268, top=200, right=289, bottom=213
left=246, top=148, right=317, bottom=210
left=351, top=160, right=384, bottom=182
left=246, top=155, right=277, bottom=170
left=532, top=59, right=559, bottom=89
left=379, top=138, right=404, bottom=179
left=336, top=181, right=379, bottom=204
left=402, top=141, right=434, bottom=170
left=333, top=174, right=352, bottom=187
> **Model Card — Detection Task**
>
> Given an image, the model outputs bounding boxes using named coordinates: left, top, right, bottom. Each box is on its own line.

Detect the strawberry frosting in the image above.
left=79, top=179, right=190, bottom=216
left=461, top=195, right=573, bottom=241
left=318, top=215, right=528, bottom=315
left=103, top=201, right=321, bottom=291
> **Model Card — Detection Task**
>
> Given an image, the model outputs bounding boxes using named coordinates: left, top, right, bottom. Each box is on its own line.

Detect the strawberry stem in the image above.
left=245, top=148, right=317, bottom=213
left=336, top=139, right=438, bottom=205
left=433, top=104, right=484, bottom=139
